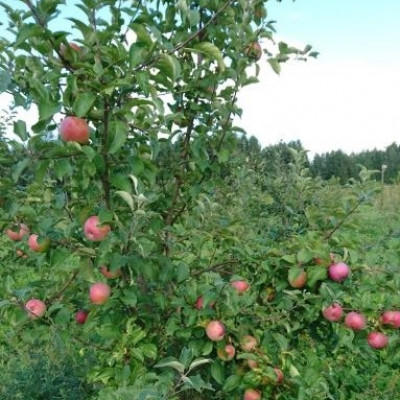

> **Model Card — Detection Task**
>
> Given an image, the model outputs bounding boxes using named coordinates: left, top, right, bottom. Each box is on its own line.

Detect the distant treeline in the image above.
left=238, top=136, right=400, bottom=184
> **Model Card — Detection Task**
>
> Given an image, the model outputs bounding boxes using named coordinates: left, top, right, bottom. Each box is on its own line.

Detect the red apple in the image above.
left=322, top=303, right=343, bottom=322
left=16, top=249, right=28, bottom=258
left=345, top=311, right=366, bottom=331
left=59, top=116, right=90, bottom=144
left=243, top=388, right=261, bottom=400
left=89, top=282, right=111, bottom=305
left=6, top=223, right=29, bottom=241
left=244, top=41, right=262, bottom=61
left=240, top=335, right=258, bottom=352
left=100, top=265, right=122, bottom=279
left=195, top=296, right=204, bottom=309
left=217, top=344, right=235, bottom=361
left=28, top=234, right=50, bottom=253
left=274, top=368, right=284, bottom=384
left=205, top=320, right=225, bottom=341
left=380, top=310, right=400, bottom=328
left=25, top=299, right=46, bottom=319
left=288, top=267, right=307, bottom=288
left=367, top=332, right=388, bottom=349
left=75, top=309, right=88, bottom=324
left=60, top=42, right=81, bottom=56
left=328, top=262, right=350, bottom=282
left=247, top=359, right=258, bottom=369
left=84, top=216, right=111, bottom=241
left=231, top=280, right=250, bottom=294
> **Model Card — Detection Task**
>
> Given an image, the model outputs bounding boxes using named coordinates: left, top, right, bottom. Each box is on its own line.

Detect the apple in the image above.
left=288, top=267, right=307, bottom=288
left=75, top=309, right=88, bottom=324
left=345, top=311, right=366, bottom=331
left=243, top=388, right=261, bottom=400
left=367, top=332, right=388, bottom=349
left=16, top=249, right=27, bottom=258
left=89, top=282, right=111, bottom=305
left=6, top=223, right=29, bottom=241
left=244, top=41, right=262, bottom=61
left=28, top=234, right=50, bottom=253
left=100, top=265, right=122, bottom=279
left=205, top=320, right=225, bottom=341
left=274, top=368, right=284, bottom=384
left=84, top=216, right=111, bottom=241
left=217, top=344, right=235, bottom=361
left=328, top=262, right=350, bottom=282
left=247, top=359, right=258, bottom=369
left=322, top=303, right=343, bottom=322
left=380, top=310, right=400, bottom=328
left=231, top=280, right=250, bottom=294
left=195, top=296, right=204, bottom=309
left=59, top=116, right=90, bottom=144
left=240, top=335, right=258, bottom=351
left=60, top=42, right=81, bottom=56
left=25, top=299, right=46, bottom=319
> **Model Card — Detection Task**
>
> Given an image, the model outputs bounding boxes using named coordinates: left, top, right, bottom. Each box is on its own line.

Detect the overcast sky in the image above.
left=236, top=0, right=400, bottom=157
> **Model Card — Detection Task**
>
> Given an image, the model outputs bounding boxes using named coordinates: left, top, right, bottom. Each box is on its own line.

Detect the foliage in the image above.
left=1, top=1, right=400, bottom=400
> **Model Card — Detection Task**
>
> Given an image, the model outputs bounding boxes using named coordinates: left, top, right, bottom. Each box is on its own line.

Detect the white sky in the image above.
left=236, top=56, right=400, bottom=158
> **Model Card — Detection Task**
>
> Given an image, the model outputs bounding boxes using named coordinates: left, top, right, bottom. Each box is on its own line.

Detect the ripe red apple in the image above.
left=231, top=280, right=250, bottom=294
left=247, top=359, right=258, bottom=369
left=205, top=320, right=225, bottom=341
left=59, top=116, right=90, bottom=144
left=328, top=262, right=350, bottom=282
left=28, top=234, right=50, bottom=253
left=25, top=299, right=46, bottom=319
left=100, top=265, right=122, bottom=279
left=244, top=41, right=262, bottom=61
left=60, top=42, right=81, bottom=56
left=380, top=310, right=400, bottom=328
left=288, top=267, right=307, bottom=288
left=6, top=223, right=29, bottom=241
left=322, top=303, right=343, bottom=322
left=75, top=310, right=88, bottom=324
left=89, top=282, right=111, bottom=305
left=240, top=335, right=258, bottom=352
left=345, top=311, right=366, bottom=331
left=367, top=332, right=388, bottom=349
left=195, top=296, right=204, bottom=309
left=243, top=388, right=261, bottom=400
left=217, top=344, right=235, bottom=361
left=274, top=368, right=284, bottom=384
left=84, top=216, right=111, bottom=241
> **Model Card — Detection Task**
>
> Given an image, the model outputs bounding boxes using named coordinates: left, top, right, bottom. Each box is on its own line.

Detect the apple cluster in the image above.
left=320, top=260, right=397, bottom=350
left=6, top=214, right=116, bottom=324
left=198, top=279, right=284, bottom=398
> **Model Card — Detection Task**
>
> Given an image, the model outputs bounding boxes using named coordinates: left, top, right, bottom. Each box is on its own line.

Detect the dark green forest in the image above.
left=239, top=136, right=400, bottom=184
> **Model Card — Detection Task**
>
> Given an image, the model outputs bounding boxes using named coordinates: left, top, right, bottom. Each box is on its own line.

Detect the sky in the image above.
left=1, top=1, right=400, bottom=158
left=236, top=0, right=400, bottom=157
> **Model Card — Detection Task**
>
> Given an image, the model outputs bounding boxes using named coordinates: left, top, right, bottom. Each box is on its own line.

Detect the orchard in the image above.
left=1, top=1, right=400, bottom=399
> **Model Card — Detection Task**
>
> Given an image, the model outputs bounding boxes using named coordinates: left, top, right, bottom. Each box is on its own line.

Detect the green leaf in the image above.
left=73, top=92, right=96, bottom=117
left=307, top=266, right=328, bottom=287
left=189, top=358, right=212, bottom=371
left=268, top=58, right=281, bottom=75
left=116, top=191, right=134, bottom=211
left=13, top=120, right=28, bottom=141
left=38, top=99, right=60, bottom=121
left=154, top=357, right=185, bottom=373
left=0, top=70, right=11, bottom=92
left=211, top=361, right=224, bottom=384
left=222, top=374, right=241, bottom=392
left=156, top=54, right=181, bottom=82
left=185, top=42, right=225, bottom=71
left=109, top=120, right=128, bottom=154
